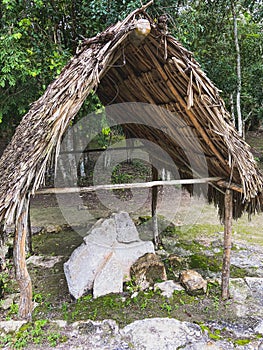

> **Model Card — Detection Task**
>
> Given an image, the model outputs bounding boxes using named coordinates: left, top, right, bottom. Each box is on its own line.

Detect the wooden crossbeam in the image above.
left=35, top=177, right=222, bottom=195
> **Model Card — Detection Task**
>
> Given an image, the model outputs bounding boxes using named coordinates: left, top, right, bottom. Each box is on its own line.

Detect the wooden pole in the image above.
left=26, top=200, right=33, bottom=255
left=0, top=222, right=5, bottom=272
left=151, top=165, right=159, bottom=248
left=221, top=189, right=233, bottom=299
left=0, top=221, right=4, bottom=246
left=13, top=199, right=33, bottom=320
left=36, top=177, right=222, bottom=195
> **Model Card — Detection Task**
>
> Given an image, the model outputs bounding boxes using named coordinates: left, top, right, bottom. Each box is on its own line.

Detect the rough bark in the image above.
left=151, top=165, right=159, bottom=247
left=26, top=201, right=33, bottom=254
left=221, top=189, right=233, bottom=299
left=13, top=199, right=33, bottom=320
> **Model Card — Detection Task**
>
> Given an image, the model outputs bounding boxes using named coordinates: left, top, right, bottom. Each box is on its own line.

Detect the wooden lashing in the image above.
left=151, top=165, right=159, bottom=248
left=221, top=189, right=233, bottom=299
left=13, top=198, right=33, bottom=319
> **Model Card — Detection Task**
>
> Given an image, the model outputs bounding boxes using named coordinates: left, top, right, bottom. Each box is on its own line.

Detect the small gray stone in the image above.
left=27, top=255, right=63, bottom=268
left=0, top=298, right=13, bottom=311
left=154, top=280, right=184, bottom=297
left=45, top=224, right=62, bottom=233
left=0, top=320, right=27, bottom=334
left=31, top=226, right=44, bottom=235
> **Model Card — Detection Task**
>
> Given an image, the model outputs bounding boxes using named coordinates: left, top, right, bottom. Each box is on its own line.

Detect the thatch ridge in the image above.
left=0, top=5, right=263, bottom=229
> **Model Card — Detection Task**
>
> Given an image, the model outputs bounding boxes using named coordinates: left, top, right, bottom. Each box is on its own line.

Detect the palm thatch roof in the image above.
left=0, top=3, right=263, bottom=229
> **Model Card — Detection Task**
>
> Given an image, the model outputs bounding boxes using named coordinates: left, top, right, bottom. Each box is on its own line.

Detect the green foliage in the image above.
left=234, top=338, right=251, bottom=346
left=173, top=0, right=263, bottom=129
left=0, top=0, right=262, bottom=136
left=4, top=302, right=19, bottom=320
left=0, top=319, right=66, bottom=349
left=199, top=323, right=223, bottom=340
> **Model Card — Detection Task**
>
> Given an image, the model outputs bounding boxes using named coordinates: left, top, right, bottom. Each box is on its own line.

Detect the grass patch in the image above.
left=0, top=320, right=67, bottom=349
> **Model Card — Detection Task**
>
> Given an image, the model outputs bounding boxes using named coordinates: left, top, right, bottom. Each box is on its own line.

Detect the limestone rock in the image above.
left=64, top=212, right=154, bottom=299
left=0, top=320, right=27, bottom=335
left=31, top=226, right=44, bottom=235
left=27, top=255, right=63, bottom=268
left=244, top=277, right=263, bottom=305
left=114, top=211, right=140, bottom=243
left=93, top=253, right=123, bottom=298
left=64, top=242, right=111, bottom=299
left=229, top=278, right=251, bottom=303
left=180, top=270, right=207, bottom=295
left=45, top=224, right=62, bottom=233
left=130, top=253, right=167, bottom=290
left=121, top=318, right=204, bottom=350
left=255, top=320, right=263, bottom=334
left=154, top=280, right=184, bottom=298
left=0, top=293, right=19, bottom=310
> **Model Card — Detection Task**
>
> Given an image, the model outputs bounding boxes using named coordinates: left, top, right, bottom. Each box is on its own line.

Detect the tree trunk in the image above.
left=221, top=189, right=233, bottom=299
left=13, top=198, right=33, bottom=320
left=229, top=93, right=235, bottom=125
left=231, top=2, right=243, bottom=137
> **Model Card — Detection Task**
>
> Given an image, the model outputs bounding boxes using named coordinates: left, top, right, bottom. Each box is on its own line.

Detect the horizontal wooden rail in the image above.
left=60, top=145, right=145, bottom=154
left=36, top=177, right=222, bottom=195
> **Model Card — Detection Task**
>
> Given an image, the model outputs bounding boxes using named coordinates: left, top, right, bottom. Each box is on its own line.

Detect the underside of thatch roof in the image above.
left=0, top=3, right=263, bottom=228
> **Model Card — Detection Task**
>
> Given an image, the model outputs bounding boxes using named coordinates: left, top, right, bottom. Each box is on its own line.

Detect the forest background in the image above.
left=0, top=0, right=262, bottom=142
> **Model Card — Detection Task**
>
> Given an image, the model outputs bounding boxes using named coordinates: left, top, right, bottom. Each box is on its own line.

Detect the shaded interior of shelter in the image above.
left=95, top=29, right=246, bottom=219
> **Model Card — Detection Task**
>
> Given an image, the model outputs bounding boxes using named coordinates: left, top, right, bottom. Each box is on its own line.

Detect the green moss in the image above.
left=177, top=224, right=224, bottom=239
left=188, top=254, right=222, bottom=272
left=230, top=265, right=253, bottom=278
left=234, top=338, right=251, bottom=346
left=198, top=323, right=222, bottom=340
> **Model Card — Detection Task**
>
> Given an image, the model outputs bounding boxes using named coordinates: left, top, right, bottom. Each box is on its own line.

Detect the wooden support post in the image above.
left=13, top=199, right=33, bottom=320
left=221, top=189, right=233, bottom=299
left=26, top=201, right=33, bottom=255
left=0, top=222, right=5, bottom=272
left=0, top=221, right=4, bottom=246
left=151, top=165, right=159, bottom=248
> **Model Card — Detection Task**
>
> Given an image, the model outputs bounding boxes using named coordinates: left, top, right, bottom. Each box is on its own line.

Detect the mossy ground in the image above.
left=2, top=133, right=263, bottom=347
left=1, top=221, right=253, bottom=327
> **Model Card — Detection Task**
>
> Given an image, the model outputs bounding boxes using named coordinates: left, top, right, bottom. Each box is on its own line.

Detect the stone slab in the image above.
left=93, top=253, right=123, bottom=298
left=64, top=212, right=154, bottom=299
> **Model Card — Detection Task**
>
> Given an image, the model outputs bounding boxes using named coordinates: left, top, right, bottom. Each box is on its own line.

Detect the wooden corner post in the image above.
left=221, top=189, right=233, bottom=299
left=13, top=197, right=33, bottom=319
left=151, top=164, right=159, bottom=247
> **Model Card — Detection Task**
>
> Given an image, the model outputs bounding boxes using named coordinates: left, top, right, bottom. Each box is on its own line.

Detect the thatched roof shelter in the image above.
left=0, top=2, right=262, bottom=318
